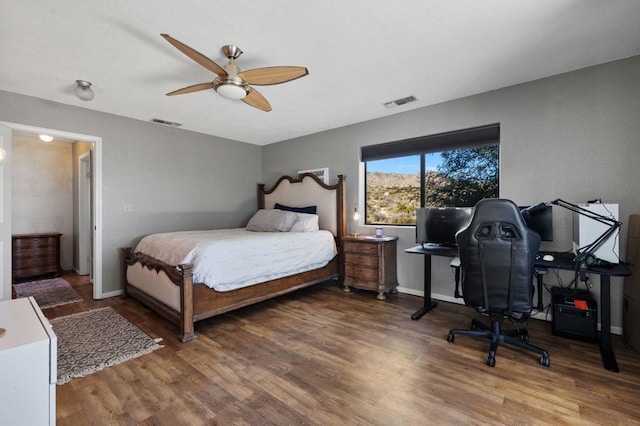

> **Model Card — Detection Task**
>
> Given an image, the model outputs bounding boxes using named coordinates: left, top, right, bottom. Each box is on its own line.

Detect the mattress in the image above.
left=134, top=228, right=337, bottom=292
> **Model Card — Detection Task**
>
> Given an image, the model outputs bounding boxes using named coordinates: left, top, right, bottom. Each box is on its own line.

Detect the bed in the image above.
left=122, top=173, right=346, bottom=342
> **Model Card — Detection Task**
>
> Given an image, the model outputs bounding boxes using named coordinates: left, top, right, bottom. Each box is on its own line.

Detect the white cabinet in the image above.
left=0, top=297, right=57, bottom=425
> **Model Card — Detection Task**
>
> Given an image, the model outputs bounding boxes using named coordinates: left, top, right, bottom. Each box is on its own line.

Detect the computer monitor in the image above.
left=520, top=205, right=553, bottom=241
left=415, top=207, right=474, bottom=247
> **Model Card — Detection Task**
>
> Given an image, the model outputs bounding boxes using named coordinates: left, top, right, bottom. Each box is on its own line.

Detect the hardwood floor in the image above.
left=46, top=272, right=640, bottom=425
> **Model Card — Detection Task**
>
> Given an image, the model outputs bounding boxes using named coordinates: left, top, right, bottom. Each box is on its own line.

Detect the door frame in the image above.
left=1, top=121, right=104, bottom=299
left=77, top=151, right=92, bottom=277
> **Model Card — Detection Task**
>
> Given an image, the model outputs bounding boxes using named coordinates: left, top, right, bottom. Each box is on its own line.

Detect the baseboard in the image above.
left=395, top=287, right=622, bottom=336
left=396, top=286, right=424, bottom=297
left=101, top=289, right=124, bottom=299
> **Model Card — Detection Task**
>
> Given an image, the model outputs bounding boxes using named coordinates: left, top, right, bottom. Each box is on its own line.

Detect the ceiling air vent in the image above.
left=151, top=118, right=182, bottom=127
left=383, top=95, right=418, bottom=109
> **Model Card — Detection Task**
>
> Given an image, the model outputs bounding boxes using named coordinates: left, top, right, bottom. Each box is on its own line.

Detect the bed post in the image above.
left=336, top=175, right=347, bottom=285
left=178, top=263, right=197, bottom=342
left=336, top=175, right=347, bottom=239
left=258, top=183, right=266, bottom=209
left=121, top=247, right=132, bottom=297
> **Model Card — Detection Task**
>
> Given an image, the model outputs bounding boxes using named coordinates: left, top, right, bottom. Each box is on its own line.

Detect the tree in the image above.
left=425, top=146, right=498, bottom=207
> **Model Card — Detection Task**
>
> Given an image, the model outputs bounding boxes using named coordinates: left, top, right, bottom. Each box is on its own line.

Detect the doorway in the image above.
left=1, top=121, right=103, bottom=299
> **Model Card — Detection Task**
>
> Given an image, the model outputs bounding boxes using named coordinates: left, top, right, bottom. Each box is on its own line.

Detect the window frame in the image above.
left=362, top=124, right=500, bottom=226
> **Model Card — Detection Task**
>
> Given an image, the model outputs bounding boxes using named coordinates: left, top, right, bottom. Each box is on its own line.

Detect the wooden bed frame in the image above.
left=122, top=173, right=346, bottom=342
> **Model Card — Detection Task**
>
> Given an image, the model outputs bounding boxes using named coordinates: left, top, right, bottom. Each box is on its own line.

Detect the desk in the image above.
left=535, top=251, right=630, bottom=373
left=405, top=244, right=458, bottom=320
left=406, top=246, right=630, bottom=372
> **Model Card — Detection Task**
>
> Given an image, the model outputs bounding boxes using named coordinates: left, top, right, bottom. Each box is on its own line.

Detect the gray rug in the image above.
left=50, top=307, right=163, bottom=385
left=13, top=278, right=82, bottom=309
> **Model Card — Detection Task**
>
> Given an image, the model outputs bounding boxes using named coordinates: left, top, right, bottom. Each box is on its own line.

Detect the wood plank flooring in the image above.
left=45, top=272, right=640, bottom=425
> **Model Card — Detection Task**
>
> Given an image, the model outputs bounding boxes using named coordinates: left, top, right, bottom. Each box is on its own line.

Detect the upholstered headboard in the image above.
left=259, top=174, right=346, bottom=238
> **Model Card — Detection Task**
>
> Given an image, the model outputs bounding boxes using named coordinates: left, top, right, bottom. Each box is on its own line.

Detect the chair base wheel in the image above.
left=446, top=333, right=455, bottom=343
left=485, top=355, right=496, bottom=367
left=540, top=355, right=550, bottom=367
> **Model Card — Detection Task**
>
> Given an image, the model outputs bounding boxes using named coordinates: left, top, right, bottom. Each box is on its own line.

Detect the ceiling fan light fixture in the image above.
left=215, top=83, right=248, bottom=100
left=161, top=35, right=307, bottom=111
left=74, top=80, right=94, bottom=101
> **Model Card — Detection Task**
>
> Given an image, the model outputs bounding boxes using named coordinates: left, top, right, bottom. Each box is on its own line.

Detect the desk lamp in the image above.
left=524, top=199, right=621, bottom=267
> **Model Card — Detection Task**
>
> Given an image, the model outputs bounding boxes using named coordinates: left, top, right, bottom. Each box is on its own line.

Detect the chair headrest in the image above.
left=470, top=199, right=526, bottom=228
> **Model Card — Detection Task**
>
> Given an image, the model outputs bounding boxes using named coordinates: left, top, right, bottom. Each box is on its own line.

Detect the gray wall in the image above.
left=0, top=90, right=262, bottom=294
left=262, top=55, right=640, bottom=332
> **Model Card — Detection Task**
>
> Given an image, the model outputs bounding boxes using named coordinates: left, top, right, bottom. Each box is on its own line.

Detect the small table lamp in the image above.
left=352, top=203, right=360, bottom=236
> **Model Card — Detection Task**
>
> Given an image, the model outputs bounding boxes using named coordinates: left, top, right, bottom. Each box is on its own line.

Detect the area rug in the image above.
left=50, top=307, right=163, bottom=385
left=13, top=278, right=82, bottom=309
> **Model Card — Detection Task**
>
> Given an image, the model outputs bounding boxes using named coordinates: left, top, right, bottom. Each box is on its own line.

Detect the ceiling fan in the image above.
left=161, top=33, right=308, bottom=112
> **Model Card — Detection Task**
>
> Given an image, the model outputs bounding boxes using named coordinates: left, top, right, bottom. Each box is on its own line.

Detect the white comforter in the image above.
left=134, top=228, right=337, bottom=292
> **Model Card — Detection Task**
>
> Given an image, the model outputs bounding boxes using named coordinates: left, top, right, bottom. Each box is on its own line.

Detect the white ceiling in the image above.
left=1, top=1, right=639, bottom=146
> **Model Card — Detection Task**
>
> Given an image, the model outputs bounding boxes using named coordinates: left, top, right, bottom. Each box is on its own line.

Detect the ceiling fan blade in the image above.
left=242, top=87, right=272, bottom=111
left=161, top=33, right=227, bottom=76
left=166, top=82, right=213, bottom=96
left=238, top=66, right=308, bottom=86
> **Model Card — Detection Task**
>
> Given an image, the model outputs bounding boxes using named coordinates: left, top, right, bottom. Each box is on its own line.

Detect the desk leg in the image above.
left=599, top=275, right=619, bottom=372
left=536, top=274, right=544, bottom=311
left=411, top=254, right=438, bottom=320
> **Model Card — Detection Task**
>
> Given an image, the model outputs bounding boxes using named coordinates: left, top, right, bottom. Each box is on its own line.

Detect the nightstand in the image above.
left=342, top=235, right=399, bottom=300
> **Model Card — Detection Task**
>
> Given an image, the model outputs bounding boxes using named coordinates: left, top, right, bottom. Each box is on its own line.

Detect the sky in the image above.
left=366, top=153, right=441, bottom=174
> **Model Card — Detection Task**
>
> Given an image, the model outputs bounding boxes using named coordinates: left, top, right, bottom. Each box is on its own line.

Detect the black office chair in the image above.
left=446, top=199, right=550, bottom=368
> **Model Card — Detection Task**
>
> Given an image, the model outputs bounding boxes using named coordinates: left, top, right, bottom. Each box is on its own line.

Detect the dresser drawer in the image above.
left=345, top=264, right=379, bottom=279
left=344, top=253, right=379, bottom=268
left=343, top=241, right=379, bottom=255
left=13, top=265, right=58, bottom=278
left=13, top=237, right=58, bottom=251
left=14, top=253, right=58, bottom=269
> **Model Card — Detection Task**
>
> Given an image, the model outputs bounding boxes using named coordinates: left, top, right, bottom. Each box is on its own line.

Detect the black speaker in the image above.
left=551, top=288, right=597, bottom=342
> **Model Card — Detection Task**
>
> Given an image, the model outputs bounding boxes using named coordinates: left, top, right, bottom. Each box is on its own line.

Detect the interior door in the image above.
left=0, top=125, right=12, bottom=300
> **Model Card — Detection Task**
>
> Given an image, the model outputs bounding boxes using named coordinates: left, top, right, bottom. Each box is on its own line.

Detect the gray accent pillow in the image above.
left=289, top=213, right=320, bottom=232
left=246, top=209, right=297, bottom=232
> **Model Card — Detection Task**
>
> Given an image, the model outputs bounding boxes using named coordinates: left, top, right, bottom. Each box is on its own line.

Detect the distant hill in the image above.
left=365, top=171, right=455, bottom=224
left=366, top=172, right=419, bottom=187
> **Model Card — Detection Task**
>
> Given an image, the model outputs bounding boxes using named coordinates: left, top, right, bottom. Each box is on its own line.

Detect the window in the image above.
left=366, top=155, right=420, bottom=224
left=362, top=124, right=500, bottom=225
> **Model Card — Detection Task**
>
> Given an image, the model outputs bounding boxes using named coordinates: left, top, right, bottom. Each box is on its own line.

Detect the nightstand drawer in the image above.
left=343, top=241, right=379, bottom=255
left=345, top=264, right=379, bottom=281
left=344, top=253, right=379, bottom=268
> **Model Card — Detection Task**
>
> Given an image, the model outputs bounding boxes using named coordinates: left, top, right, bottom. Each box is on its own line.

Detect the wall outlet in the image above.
left=124, top=204, right=134, bottom=212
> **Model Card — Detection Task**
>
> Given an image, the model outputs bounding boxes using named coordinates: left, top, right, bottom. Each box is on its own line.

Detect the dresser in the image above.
left=12, top=233, right=62, bottom=282
left=342, top=235, right=398, bottom=299
left=0, top=297, right=57, bottom=425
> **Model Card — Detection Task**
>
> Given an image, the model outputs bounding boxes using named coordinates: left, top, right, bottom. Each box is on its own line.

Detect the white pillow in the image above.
left=289, top=213, right=320, bottom=232
left=246, top=209, right=297, bottom=232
